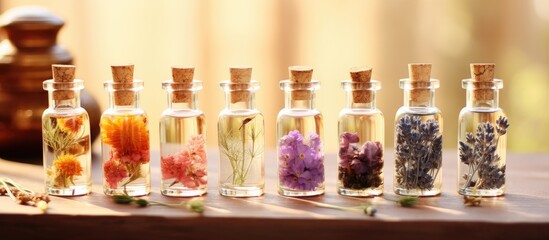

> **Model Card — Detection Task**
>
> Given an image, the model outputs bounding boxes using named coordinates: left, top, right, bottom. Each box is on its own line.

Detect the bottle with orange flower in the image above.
left=42, top=65, right=91, bottom=196
left=159, top=67, right=207, bottom=197
left=100, top=65, right=150, bottom=196
left=218, top=67, right=265, bottom=197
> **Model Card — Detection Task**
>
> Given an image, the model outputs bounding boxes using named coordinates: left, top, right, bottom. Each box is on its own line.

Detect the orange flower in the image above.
left=57, top=116, right=84, bottom=133
left=53, top=153, right=83, bottom=177
left=101, top=115, right=150, bottom=162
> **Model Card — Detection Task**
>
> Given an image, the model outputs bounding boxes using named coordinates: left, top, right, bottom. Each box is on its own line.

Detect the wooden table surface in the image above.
left=1, top=149, right=548, bottom=240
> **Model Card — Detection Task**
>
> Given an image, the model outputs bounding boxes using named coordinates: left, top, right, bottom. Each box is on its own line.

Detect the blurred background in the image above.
left=1, top=0, right=548, bottom=154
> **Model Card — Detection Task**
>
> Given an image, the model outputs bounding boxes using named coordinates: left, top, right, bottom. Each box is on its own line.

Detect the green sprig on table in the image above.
left=111, top=194, right=205, bottom=213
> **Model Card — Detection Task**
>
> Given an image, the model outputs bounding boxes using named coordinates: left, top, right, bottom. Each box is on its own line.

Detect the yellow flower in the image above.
left=53, top=153, right=83, bottom=177
left=100, top=115, right=149, bottom=154
left=57, top=116, right=83, bottom=133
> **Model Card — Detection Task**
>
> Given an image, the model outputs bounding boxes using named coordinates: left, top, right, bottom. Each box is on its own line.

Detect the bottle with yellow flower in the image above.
left=42, top=65, right=92, bottom=196
left=101, top=65, right=150, bottom=196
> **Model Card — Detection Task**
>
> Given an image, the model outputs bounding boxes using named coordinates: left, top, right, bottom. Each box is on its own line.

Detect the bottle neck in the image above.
left=466, top=89, right=499, bottom=109
left=462, top=79, right=503, bottom=110
left=284, top=91, right=316, bottom=109
left=224, top=90, right=256, bottom=110
left=108, top=90, right=141, bottom=110
left=104, top=80, right=144, bottom=111
left=220, top=80, right=259, bottom=112
left=345, top=90, right=377, bottom=109
left=403, top=89, right=435, bottom=107
left=48, top=91, right=81, bottom=109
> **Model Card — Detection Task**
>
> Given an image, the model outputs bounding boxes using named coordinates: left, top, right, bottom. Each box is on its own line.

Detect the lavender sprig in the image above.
left=395, top=115, right=442, bottom=191
left=459, top=116, right=509, bottom=190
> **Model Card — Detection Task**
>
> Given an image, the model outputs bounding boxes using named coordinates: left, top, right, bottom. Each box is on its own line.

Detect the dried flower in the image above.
left=278, top=130, right=324, bottom=191
left=42, top=115, right=87, bottom=154
left=103, top=158, right=129, bottom=189
left=161, top=134, right=207, bottom=189
left=57, top=116, right=84, bottom=133
left=101, top=115, right=150, bottom=190
left=338, top=132, right=383, bottom=189
left=51, top=153, right=83, bottom=188
left=394, top=115, right=442, bottom=191
left=0, top=177, right=51, bottom=213
left=463, top=196, right=482, bottom=206
left=459, top=116, right=509, bottom=191
left=101, top=115, right=150, bottom=164
left=111, top=194, right=205, bottom=213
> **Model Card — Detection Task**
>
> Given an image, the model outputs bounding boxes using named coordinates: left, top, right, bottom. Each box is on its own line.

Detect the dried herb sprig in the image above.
left=313, top=201, right=377, bottom=216
left=0, top=177, right=50, bottom=212
left=219, top=116, right=263, bottom=186
left=395, top=196, right=419, bottom=207
left=459, top=116, right=509, bottom=191
left=314, top=196, right=419, bottom=217
left=111, top=194, right=204, bottom=213
left=395, top=115, right=442, bottom=191
left=463, top=196, right=482, bottom=206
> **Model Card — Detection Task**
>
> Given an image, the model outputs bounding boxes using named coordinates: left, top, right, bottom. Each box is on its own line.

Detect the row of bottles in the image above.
left=41, top=63, right=508, bottom=199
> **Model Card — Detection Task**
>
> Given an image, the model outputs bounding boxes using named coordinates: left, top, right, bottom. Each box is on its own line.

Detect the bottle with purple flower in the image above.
left=458, top=64, right=509, bottom=197
left=160, top=67, right=207, bottom=197
left=394, top=64, right=443, bottom=196
left=338, top=66, right=384, bottom=196
left=277, top=66, right=324, bottom=197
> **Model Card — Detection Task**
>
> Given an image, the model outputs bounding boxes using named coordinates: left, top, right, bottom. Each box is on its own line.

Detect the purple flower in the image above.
left=338, top=132, right=383, bottom=189
left=278, top=130, right=324, bottom=191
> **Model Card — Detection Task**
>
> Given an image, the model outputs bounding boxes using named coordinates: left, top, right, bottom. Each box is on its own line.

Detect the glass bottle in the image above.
left=218, top=67, right=265, bottom=197
left=101, top=65, right=150, bottom=196
left=394, top=63, right=443, bottom=196
left=338, top=67, right=384, bottom=196
left=160, top=67, right=207, bottom=197
left=277, top=66, right=325, bottom=197
left=458, top=63, right=508, bottom=197
left=42, top=64, right=91, bottom=196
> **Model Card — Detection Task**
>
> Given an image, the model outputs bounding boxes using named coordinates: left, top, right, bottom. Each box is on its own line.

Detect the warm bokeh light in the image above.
left=2, top=0, right=548, bottom=153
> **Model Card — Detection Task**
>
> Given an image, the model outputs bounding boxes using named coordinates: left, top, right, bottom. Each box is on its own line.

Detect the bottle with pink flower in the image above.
left=160, top=67, right=207, bottom=197
left=42, top=65, right=91, bottom=196
left=276, top=66, right=325, bottom=197
left=218, top=67, right=265, bottom=197
left=100, top=65, right=150, bottom=196
left=338, top=66, right=384, bottom=196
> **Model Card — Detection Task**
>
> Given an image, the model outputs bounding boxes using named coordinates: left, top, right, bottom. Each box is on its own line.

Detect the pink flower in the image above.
left=104, top=158, right=128, bottom=189
left=112, top=148, right=150, bottom=165
left=161, top=134, right=207, bottom=189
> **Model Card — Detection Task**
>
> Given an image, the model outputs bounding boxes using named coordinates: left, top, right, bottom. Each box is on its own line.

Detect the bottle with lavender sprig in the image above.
left=277, top=66, right=324, bottom=197
left=458, top=63, right=509, bottom=197
left=338, top=66, right=384, bottom=196
left=394, top=63, right=443, bottom=196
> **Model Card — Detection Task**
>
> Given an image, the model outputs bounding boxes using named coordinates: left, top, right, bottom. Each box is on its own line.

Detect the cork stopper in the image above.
left=229, top=67, right=252, bottom=103
left=350, top=66, right=372, bottom=103
left=289, top=66, right=313, bottom=100
left=111, top=64, right=135, bottom=106
left=470, top=63, right=496, bottom=101
left=51, top=64, right=76, bottom=100
left=171, top=66, right=194, bottom=103
left=408, top=63, right=432, bottom=104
